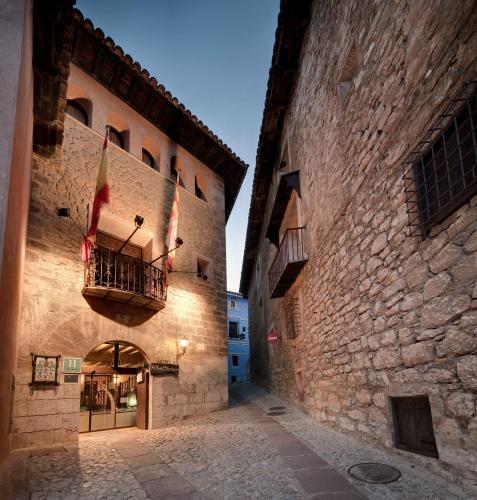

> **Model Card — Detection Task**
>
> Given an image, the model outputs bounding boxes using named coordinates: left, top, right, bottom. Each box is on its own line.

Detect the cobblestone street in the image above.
left=5, top=383, right=475, bottom=499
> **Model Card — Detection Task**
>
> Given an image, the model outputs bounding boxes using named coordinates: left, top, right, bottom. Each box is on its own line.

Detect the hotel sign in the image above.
left=63, top=357, right=82, bottom=374
left=150, top=362, right=179, bottom=376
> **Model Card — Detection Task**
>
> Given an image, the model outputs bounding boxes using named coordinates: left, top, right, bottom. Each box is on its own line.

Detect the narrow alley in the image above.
left=5, top=384, right=472, bottom=500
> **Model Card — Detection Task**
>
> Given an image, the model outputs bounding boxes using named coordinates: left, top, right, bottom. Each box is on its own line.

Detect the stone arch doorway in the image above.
left=79, top=340, right=149, bottom=433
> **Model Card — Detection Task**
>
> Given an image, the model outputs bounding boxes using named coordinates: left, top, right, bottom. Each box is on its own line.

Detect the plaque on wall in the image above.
left=150, top=362, right=179, bottom=376
left=30, top=354, right=60, bottom=386
left=63, top=374, right=79, bottom=384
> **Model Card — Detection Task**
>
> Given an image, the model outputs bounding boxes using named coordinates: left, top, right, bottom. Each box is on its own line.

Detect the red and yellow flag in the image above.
left=165, top=174, right=180, bottom=272
left=80, top=128, right=110, bottom=262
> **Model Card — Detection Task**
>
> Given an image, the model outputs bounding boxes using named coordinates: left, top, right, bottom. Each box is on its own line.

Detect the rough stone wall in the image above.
left=13, top=116, right=228, bottom=448
left=0, top=0, right=33, bottom=462
left=249, top=0, right=477, bottom=486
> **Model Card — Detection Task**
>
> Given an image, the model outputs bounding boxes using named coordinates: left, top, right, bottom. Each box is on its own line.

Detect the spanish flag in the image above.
left=165, top=173, right=180, bottom=272
left=80, top=127, right=110, bottom=262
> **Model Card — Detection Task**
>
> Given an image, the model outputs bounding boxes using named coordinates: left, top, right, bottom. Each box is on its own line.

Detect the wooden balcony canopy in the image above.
left=268, top=227, right=307, bottom=298
left=266, top=171, right=301, bottom=246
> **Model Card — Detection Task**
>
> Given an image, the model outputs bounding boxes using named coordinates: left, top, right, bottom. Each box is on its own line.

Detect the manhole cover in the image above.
left=266, top=411, right=286, bottom=416
left=269, top=406, right=286, bottom=410
left=348, top=463, right=401, bottom=484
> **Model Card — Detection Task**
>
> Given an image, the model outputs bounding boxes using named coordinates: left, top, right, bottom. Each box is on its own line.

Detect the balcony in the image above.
left=268, top=227, right=307, bottom=298
left=82, top=248, right=166, bottom=310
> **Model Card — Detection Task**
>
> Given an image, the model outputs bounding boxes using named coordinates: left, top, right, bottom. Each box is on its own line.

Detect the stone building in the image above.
left=0, top=0, right=34, bottom=464
left=7, top=3, right=246, bottom=451
left=240, top=0, right=477, bottom=487
left=227, top=291, right=249, bottom=383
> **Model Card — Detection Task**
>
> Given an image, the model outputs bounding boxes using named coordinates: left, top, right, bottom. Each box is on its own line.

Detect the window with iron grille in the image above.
left=405, top=84, right=477, bottom=236
left=286, top=296, right=301, bottom=339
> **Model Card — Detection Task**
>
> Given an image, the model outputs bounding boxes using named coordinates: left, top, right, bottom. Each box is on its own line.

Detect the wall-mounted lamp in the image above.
left=148, top=236, right=184, bottom=265
left=177, top=337, right=189, bottom=359
left=116, top=215, right=144, bottom=256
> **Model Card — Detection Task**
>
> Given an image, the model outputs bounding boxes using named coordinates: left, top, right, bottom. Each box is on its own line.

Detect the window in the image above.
left=196, top=257, right=210, bottom=281
left=337, top=42, right=358, bottom=104
left=230, top=299, right=236, bottom=308
left=229, top=321, right=239, bottom=338
left=96, top=232, right=142, bottom=260
left=391, top=396, right=438, bottom=458
left=412, top=90, right=477, bottom=234
left=295, top=371, right=304, bottom=402
left=195, top=176, right=207, bottom=202
left=109, top=126, right=124, bottom=149
left=286, top=295, right=301, bottom=339
left=232, top=355, right=239, bottom=367
left=231, top=375, right=237, bottom=383
left=66, top=100, right=88, bottom=125
left=142, top=148, right=155, bottom=168
left=242, top=327, right=246, bottom=332
left=170, top=156, right=185, bottom=187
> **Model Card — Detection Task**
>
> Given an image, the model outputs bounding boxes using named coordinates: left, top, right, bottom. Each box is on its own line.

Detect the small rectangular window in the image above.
left=391, top=396, right=438, bottom=458
left=229, top=321, right=239, bottom=338
left=230, top=299, right=236, bottom=308
left=231, top=375, right=237, bottom=383
left=232, top=355, right=239, bottom=367
left=194, top=176, right=207, bottom=202
left=196, top=257, right=210, bottom=281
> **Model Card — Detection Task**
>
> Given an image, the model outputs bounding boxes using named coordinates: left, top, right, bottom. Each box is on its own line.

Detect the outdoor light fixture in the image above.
left=56, top=207, right=70, bottom=217
left=177, top=337, right=189, bottom=359
left=116, top=215, right=144, bottom=255
left=148, top=236, right=184, bottom=265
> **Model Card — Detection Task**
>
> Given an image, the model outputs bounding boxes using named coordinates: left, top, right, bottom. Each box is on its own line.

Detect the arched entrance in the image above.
left=79, top=341, right=149, bottom=433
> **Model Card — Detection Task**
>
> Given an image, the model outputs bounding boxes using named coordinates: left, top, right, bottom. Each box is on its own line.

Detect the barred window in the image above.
left=413, top=89, right=477, bottom=234
left=286, top=295, right=301, bottom=339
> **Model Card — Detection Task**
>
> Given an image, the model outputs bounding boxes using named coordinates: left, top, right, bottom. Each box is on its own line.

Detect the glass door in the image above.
left=80, top=373, right=138, bottom=432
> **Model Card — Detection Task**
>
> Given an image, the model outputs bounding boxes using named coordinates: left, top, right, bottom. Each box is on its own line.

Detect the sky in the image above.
left=76, top=0, right=280, bottom=292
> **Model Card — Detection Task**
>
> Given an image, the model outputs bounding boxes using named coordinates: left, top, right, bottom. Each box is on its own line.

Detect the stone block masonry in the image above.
left=247, top=0, right=477, bottom=489
left=13, top=116, right=228, bottom=448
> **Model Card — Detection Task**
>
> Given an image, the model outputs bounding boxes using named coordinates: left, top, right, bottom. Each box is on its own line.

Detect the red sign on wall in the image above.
left=267, top=330, right=279, bottom=344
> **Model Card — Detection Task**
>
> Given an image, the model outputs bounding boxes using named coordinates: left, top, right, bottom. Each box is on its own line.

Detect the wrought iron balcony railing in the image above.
left=82, top=247, right=166, bottom=310
left=268, top=227, right=308, bottom=298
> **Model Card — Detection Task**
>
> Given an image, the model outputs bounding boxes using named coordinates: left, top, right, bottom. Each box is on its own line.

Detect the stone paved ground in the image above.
left=5, top=383, right=475, bottom=499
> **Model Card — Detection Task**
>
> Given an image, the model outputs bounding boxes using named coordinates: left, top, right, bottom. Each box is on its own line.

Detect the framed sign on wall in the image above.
left=30, top=354, right=60, bottom=386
